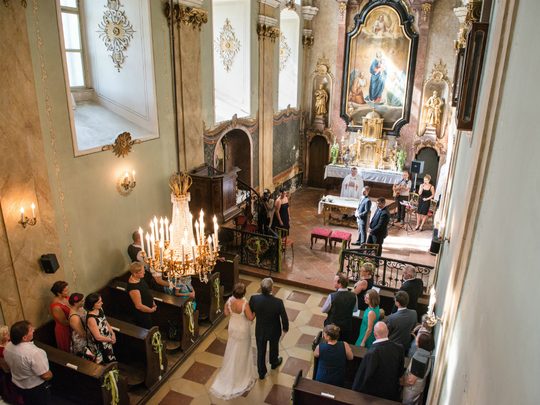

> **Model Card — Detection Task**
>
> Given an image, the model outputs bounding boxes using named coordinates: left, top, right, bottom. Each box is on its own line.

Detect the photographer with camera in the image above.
left=258, top=189, right=275, bottom=234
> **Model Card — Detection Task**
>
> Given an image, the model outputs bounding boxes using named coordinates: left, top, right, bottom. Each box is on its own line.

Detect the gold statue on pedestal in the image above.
left=423, top=90, right=444, bottom=127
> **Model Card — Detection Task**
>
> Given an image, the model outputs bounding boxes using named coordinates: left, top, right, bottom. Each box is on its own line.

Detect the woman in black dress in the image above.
left=84, top=293, right=116, bottom=364
left=127, top=262, right=157, bottom=329
left=353, top=263, right=375, bottom=311
left=415, top=174, right=435, bottom=231
left=273, top=188, right=290, bottom=231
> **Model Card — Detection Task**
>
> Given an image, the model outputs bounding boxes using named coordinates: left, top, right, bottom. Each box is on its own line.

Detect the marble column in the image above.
left=257, top=1, right=280, bottom=191
left=171, top=1, right=208, bottom=171
left=0, top=3, right=66, bottom=326
left=329, top=1, right=348, bottom=140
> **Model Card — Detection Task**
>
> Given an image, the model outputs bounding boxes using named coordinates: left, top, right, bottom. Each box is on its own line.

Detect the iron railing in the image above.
left=220, top=227, right=280, bottom=272
left=339, top=250, right=435, bottom=293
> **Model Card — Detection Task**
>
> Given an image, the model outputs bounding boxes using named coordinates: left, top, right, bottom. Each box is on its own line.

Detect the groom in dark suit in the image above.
left=367, top=197, right=390, bottom=255
left=249, top=278, right=289, bottom=380
left=353, top=186, right=372, bottom=245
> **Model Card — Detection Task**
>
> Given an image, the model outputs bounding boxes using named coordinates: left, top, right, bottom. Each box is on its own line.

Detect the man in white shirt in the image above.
left=340, top=167, right=364, bottom=199
left=3, top=321, right=52, bottom=405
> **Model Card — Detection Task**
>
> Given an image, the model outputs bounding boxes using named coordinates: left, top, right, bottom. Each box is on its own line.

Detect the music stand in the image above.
left=401, top=200, right=416, bottom=233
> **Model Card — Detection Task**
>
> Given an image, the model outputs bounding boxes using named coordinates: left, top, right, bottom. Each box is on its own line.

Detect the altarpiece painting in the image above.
left=341, top=0, right=418, bottom=135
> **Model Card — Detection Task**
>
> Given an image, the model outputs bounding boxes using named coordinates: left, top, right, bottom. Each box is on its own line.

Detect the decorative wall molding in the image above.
left=97, top=0, right=135, bottom=72
left=259, top=0, right=280, bottom=8
left=3, top=0, right=27, bottom=7
left=257, top=23, right=280, bottom=41
left=203, top=114, right=259, bottom=143
left=176, top=5, right=208, bottom=30
left=101, top=132, right=141, bottom=158
left=279, top=33, right=291, bottom=71
left=258, top=15, right=278, bottom=27
left=215, top=18, right=241, bottom=72
left=306, top=128, right=333, bottom=145
left=302, top=34, right=314, bottom=48
left=413, top=136, right=446, bottom=157
left=421, top=2, right=432, bottom=22
left=273, top=106, right=301, bottom=125
left=301, top=6, right=319, bottom=21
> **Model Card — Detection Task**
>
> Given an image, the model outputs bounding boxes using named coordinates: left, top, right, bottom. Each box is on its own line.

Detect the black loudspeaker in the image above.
left=39, top=254, right=59, bottom=274
left=411, top=160, right=425, bottom=174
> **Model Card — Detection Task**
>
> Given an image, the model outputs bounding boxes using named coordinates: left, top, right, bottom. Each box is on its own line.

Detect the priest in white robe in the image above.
left=340, top=167, right=364, bottom=199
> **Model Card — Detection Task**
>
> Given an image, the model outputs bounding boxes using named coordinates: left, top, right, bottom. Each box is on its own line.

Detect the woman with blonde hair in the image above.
left=415, top=174, right=434, bottom=231
left=353, top=262, right=375, bottom=311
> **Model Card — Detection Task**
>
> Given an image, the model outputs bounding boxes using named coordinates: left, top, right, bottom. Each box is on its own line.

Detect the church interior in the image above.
left=1, top=0, right=539, bottom=404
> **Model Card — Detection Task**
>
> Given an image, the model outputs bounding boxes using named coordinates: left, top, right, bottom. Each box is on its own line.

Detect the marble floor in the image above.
left=242, top=187, right=437, bottom=292
left=147, top=275, right=326, bottom=405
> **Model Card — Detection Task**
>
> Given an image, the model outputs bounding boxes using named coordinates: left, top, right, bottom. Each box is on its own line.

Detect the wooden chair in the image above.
left=427, top=199, right=437, bottom=229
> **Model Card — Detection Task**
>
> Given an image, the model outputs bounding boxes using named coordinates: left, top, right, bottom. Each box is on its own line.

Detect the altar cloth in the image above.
left=324, top=165, right=402, bottom=185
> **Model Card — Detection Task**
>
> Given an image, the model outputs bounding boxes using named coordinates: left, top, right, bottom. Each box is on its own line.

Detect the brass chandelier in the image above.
left=138, top=173, right=219, bottom=283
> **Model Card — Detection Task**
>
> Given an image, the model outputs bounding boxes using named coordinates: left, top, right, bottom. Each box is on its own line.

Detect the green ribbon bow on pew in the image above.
left=151, top=331, right=165, bottom=373
left=102, top=369, right=120, bottom=405
left=213, top=276, right=222, bottom=314
left=184, top=301, right=195, bottom=339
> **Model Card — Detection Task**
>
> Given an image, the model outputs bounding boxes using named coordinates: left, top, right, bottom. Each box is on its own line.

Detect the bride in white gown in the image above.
left=210, top=283, right=256, bottom=400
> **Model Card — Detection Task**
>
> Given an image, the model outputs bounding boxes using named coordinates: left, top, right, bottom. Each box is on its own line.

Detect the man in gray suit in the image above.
left=385, top=291, right=417, bottom=352
left=352, top=186, right=372, bottom=245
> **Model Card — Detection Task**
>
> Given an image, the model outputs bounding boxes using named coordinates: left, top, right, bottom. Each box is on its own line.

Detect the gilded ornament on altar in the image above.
left=279, top=33, right=292, bottom=71
left=169, top=172, right=192, bottom=197
left=215, top=19, right=241, bottom=72
left=97, top=0, right=135, bottom=72
left=102, top=132, right=141, bottom=158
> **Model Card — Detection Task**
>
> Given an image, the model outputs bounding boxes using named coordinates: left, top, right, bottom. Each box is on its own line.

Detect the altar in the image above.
left=317, top=195, right=395, bottom=228
left=324, top=165, right=402, bottom=199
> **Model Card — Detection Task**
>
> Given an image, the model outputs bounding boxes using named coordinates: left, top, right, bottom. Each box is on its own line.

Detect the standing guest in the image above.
left=392, top=265, right=424, bottom=313
left=49, top=280, right=71, bottom=352
left=210, top=283, right=256, bottom=399
left=0, top=325, right=23, bottom=405
left=415, top=174, right=434, bottom=231
left=68, top=293, right=94, bottom=361
left=353, top=263, right=375, bottom=311
left=3, top=321, right=53, bottom=405
left=393, top=170, right=412, bottom=224
left=353, top=186, right=372, bottom=245
left=352, top=322, right=404, bottom=401
left=249, top=278, right=289, bottom=380
left=341, top=167, right=364, bottom=199
left=408, top=315, right=433, bottom=357
left=84, top=293, right=116, bottom=364
left=385, top=291, right=417, bottom=353
left=127, top=262, right=157, bottom=329
left=367, top=198, right=390, bottom=256
left=355, top=289, right=381, bottom=348
left=322, top=273, right=358, bottom=344
left=273, top=188, right=290, bottom=231
left=258, top=189, right=275, bottom=233
left=314, top=324, right=354, bottom=387
left=127, top=230, right=144, bottom=263
left=401, top=333, right=435, bottom=405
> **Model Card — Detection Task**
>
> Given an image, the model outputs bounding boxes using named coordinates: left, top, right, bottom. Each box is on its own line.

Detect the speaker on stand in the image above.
left=410, top=160, right=425, bottom=192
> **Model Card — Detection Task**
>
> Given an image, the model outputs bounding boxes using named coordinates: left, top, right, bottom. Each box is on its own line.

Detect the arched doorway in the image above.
left=308, top=135, right=329, bottom=188
left=415, top=147, right=440, bottom=187
left=214, top=129, right=252, bottom=186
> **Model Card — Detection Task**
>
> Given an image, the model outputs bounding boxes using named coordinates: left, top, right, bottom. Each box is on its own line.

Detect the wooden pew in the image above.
left=191, top=271, right=224, bottom=323
left=102, top=280, right=200, bottom=352
left=34, top=323, right=129, bottom=405
left=213, top=252, right=240, bottom=297
left=292, top=370, right=400, bottom=405
left=108, top=317, right=167, bottom=388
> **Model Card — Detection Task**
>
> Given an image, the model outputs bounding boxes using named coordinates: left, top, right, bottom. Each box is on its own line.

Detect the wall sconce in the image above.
left=19, top=203, right=37, bottom=228
left=117, top=170, right=136, bottom=196
left=425, top=286, right=443, bottom=327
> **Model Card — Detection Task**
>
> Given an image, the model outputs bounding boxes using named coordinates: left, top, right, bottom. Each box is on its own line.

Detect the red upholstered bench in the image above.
left=310, top=228, right=332, bottom=251
left=330, top=230, right=352, bottom=250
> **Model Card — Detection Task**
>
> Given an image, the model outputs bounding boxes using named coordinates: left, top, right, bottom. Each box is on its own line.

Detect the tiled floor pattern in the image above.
left=147, top=275, right=326, bottom=405
left=244, top=187, right=436, bottom=291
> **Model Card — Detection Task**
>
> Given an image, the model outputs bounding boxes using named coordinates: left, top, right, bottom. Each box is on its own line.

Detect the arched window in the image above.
left=212, top=0, right=251, bottom=122
left=278, top=8, right=300, bottom=110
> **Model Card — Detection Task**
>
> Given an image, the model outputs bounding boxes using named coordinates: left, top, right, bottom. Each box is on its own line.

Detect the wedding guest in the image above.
left=314, top=324, right=354, bottom=387
left=49, top=280, right=71, bottom=352
left=353, top=263, right=375, bottom=311
left=0, top=325, right=23, bottom=405
left=273, top=189, right=290, bottom=231
left=355, top=289, right=381, bottom=348
left=127, top=230, right=144, bottom=263
left=68, top=293, right=94, bottom=361
left=401, top=333, right=435, bottom=405
left=415, top=175, right=435, bottom=231
left=322, top=273, right=358, bottom=344
left=127, top=262, right=157, bottom=329
left=394, top=170, right=412, bottom=224
left=84, top=293, right=116, bottom=364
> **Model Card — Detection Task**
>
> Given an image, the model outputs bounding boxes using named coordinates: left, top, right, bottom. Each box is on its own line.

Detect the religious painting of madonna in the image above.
left=341, top=1, right=418, bottom=135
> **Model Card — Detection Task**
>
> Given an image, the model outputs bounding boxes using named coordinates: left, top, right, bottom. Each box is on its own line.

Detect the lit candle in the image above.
left=145, top=234, right=151, bottom=258
left=150, top=234, right=155, bottom=259
left=199, top=210, right=204, bottom=242
left=124, top=171, right=129, bottom=183
left=181, top=244, right=185, bottom=265
left=164, top=218, right=169, bottom=241
left=169, top=224, right=173, bottom=245
left=159, top=240, right=164, bottom=266
left=213, top=235, right=218, bottom=253
left=428, top=286, right=436, bottom=315
left=192, top=244, right=196, bottom=261
left=159, top=218, right=164, bottom=243
left=138, top=227, right=145, bottom=254
left=213, top=215, right=219, bottom=246
left=31, top=203, right=36, bottom=219
left=207, top=236, right=213, bottom=252
left=195, top=220, right=200, bottom=245
left=132, top=170, right=136, bottom=182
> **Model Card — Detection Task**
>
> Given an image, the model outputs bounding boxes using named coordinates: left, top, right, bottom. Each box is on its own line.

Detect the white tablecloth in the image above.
left=324, top=165, right=402, bottom=185
left=317, top=196, right=360, bottom=215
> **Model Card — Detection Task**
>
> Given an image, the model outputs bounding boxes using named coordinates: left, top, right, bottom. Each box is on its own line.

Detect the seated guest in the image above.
left=127, top=230, right=144, bottom=263
left=68, top=293, right=94, bottom=361
left=353, top=263, right=375, bottom=310
left=385, top=291, right=417, bottom=353
left=392, top=265, right=424, bottom=314
left=4, top=321, right=53, bottom=405
left=49, top=280, right=71, bottom=352
left=355, top=289, right=381, bottom=348
left=401, top=333, right=435, bottom=405
left=352, top=322, right=404, bottom=401
left=0, top=325, right=23, bottom=405
left=127, top=262, right=157, bottom=329
left=322, top=273, right=358, bottom=343
left=314, top=324, right=354, bottom=387
left=165, top=276, right=195, bottom=299
left=341, top=167, right=364, bottom=199
left=84, top=293, right=116, bottom=364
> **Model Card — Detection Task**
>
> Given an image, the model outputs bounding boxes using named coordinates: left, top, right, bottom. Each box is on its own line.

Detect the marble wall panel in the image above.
left=273, top=118, right=301, bottom=176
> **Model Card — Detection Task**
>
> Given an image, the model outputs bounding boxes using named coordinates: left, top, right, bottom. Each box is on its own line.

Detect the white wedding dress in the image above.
left=209, top=298, right=256, bottom=400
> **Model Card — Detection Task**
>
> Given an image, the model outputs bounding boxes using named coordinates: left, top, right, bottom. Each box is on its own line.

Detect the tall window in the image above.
left=278, top=8, right=300, bottom=110
left=60, top=0, right=85, bottom=88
